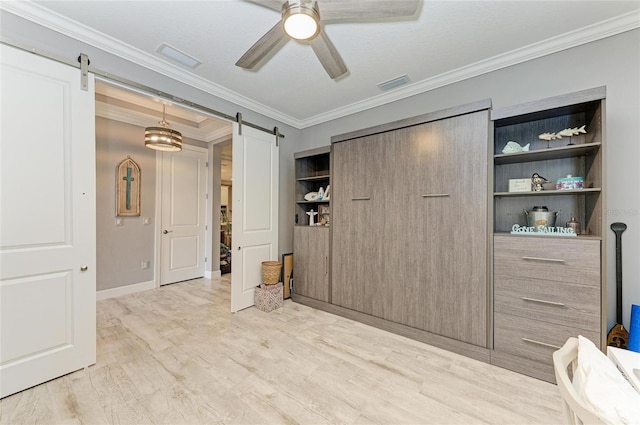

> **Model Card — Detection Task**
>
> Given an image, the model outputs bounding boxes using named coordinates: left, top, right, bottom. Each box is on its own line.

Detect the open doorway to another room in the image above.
left=94, top=80, right=232, bottom=297
left=219, top=141, right=232, bottom=275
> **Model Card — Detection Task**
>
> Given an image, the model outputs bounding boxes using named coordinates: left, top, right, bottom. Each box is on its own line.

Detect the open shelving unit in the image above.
left=492, top=90, right=604, bottom=237
left=294, top=146, right=331, bottom=226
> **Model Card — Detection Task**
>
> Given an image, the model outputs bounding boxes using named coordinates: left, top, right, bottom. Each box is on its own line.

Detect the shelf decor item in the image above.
left=502, top=141, right=530, bottom=154
left=508, top=178, right=531, bottom=192
left=556, top=174, right=584, bottom=190
left=531, top=173, right=550, bottom=192
left=306, top=209, right=318, bottom=226
left=304, top=191, right=319, bottom=201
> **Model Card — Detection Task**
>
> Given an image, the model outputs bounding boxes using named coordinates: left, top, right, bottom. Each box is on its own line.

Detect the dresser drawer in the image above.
left=494, top=312, right=600, bottom=364
left=494, top=276, right=600, bottom=331
left=494, top=235, right=600, bottom=286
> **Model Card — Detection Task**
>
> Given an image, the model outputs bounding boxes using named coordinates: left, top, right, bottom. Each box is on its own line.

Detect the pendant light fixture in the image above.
left=145, top=104, right=182, bottom=152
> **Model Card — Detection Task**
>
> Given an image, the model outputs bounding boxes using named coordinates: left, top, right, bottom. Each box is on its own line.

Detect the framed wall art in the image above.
left=116, top=156, right=141, bottom=216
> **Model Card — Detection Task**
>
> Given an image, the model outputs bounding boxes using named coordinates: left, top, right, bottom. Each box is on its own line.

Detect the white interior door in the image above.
left=160, top=145, right=207, bottom=285
left=0, top=45, right=96, bottom=398
left=231, top=123, right=279, bottom=312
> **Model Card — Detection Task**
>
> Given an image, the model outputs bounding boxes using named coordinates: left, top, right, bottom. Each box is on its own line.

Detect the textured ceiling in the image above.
left=7, top=1, right=640, bottom=128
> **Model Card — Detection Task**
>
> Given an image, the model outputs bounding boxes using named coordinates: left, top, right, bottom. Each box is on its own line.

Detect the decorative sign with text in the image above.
left=511, top=224, right=577, bottom=237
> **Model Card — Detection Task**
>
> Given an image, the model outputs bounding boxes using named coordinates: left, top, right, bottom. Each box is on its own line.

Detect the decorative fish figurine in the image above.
left=557, top=125, right=587, bottom=137
left=538, top=132, right=562, bottom=141
left=502, top=141, right=530, bottom=154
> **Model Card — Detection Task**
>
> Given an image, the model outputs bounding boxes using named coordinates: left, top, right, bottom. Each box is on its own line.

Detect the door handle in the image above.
left=163, top=230, right=173, bottom=234
left=422, top=193, right=450, bottom=198
left=80, top=266, right=88, bottom=272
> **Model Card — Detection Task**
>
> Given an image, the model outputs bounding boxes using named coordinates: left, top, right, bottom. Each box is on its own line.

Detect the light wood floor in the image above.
left=1, top=276, right=563, bottom=424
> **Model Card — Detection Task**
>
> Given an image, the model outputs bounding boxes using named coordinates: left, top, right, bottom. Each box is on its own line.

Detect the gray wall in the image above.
left=96, top=117, right=156, bottom=291
left=286, top=29, right=640, bottom=331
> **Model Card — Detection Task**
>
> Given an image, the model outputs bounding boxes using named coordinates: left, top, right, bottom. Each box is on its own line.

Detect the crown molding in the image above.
left=299, top=10, right=640, bottom=128
left=4, top=2, right=638, bottom=130
left=1, top=1, right=301, bottom=127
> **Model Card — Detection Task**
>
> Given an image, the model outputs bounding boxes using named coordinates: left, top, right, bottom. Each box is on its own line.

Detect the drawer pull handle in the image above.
left=352, top=197, right=371, bottom=201
left=521, top=337, right=561, bottom=350
left=521, top=297, right=566, bottom=307
left=422, top=194, right=450, bottom=198
left=521, top=256, right=565, bottom=263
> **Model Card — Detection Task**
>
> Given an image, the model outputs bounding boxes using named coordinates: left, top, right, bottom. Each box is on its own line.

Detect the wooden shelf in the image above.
left=493, top=231, right=602, bottom=241
left=494, top=188, right=601, bottom=197
left=494, top=142, right=601, bottom=165
left=296, top=200, right=330, bottom=204
left=297, top=174, right=330, bottom=182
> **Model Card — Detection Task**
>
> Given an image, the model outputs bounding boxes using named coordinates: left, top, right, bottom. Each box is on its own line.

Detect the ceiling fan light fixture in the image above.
left=283, top=2, right=320, bottom=40
left=145, top=105, right=183, bottom=152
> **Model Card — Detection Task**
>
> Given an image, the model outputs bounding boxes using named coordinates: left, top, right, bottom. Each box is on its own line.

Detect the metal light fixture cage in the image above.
left=145, top=104, right=183, bottom=152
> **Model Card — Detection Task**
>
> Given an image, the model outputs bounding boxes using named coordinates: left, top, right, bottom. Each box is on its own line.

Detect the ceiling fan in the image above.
left=236, top=0, right=420, bottom=79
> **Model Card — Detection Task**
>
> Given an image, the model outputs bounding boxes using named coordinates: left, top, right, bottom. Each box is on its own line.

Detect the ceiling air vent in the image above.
left=157, top=43, right=202, bottom=69
left=377, top=74, right=411, bottom=91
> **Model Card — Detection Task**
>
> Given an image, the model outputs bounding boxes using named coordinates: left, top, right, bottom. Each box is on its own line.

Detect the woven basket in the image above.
left=261, top=261, right=282, bottom=285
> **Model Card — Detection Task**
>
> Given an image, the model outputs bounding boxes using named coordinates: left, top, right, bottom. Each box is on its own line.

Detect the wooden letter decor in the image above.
left=116, top=156, right=141, bottom=216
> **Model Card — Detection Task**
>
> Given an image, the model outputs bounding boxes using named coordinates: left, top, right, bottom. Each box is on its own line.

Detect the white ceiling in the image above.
left=6, top=1, right=640, bottom=129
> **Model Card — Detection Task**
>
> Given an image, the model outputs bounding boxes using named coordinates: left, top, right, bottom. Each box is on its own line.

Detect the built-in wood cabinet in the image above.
left=331, top=100, right=491, bottom=348
left=291, top=89, right=607, bottom=382
left=490, top=87, right=606, bottom=382
left=492, top=235, right=601, bottom=382
left=293, top=226, right=329, bottom=302
left=293, top=147, right=331, bottom=302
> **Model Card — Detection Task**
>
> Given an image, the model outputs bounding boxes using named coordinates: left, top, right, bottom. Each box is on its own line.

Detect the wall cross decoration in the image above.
left=116, top=156, right=141, bottom=216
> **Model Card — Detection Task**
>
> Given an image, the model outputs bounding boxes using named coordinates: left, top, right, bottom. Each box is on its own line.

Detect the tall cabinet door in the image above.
left=293, top=227, right=329, bottom=302
left=331, top=136, right=384, bottom=314
left=415, top=111, right=490, bottom=347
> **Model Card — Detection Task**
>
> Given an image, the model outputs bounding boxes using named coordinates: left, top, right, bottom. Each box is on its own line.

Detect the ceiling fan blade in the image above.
left=318, top=0, right=420, bottom=21
left=236, top=20, right=286, bottom=69
left=245, top=0, right=283, bottom=12
left=309, top=30, right=348, bottom=79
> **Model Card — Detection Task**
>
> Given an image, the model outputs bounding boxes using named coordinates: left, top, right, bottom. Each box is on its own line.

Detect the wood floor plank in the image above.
left=0, top=276, right=563, bottom=424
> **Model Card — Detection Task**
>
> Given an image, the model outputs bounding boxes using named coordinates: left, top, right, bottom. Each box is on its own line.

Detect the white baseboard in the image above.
left=96, top=280, right=156, bottom=300
left=205, top=270, right=221, bottom=279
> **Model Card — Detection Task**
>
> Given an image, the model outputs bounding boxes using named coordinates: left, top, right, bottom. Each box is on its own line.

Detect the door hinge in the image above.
left=206, top=161, right=209, bottom=168
left=205, top=225, right=208, bottom=231
left=204, top=257, right=207, bottom=263
left=206, top=193, right=208, bottom=199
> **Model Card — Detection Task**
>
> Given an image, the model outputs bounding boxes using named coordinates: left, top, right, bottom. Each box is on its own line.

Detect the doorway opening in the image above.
left=94, top=79, right=232, bottom=294
left=219, top=141, right=232, bottom=275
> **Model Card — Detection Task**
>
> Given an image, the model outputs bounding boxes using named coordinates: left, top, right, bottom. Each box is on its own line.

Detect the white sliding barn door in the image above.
left=231, top=124, right=279, bottom=312
left=0, top=45, right=96, bottom=398
left=160, top=145, right=207, bottom=285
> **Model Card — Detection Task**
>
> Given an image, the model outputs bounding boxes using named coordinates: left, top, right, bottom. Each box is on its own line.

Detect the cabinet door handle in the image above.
left=422, top=194, right=450, bottom=198
left=325, top=256, right=328, bottom=276
left=521, top=296, right=566, bottom=307
left=521, top=337, right=561, bottom=350
left=521, top=256, right=565, bottom=263
left=351, top=197, right=371, bottom=201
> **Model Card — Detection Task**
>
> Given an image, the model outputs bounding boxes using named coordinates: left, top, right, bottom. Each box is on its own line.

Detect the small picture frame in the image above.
left=319, top=204, right=330, bottom=226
